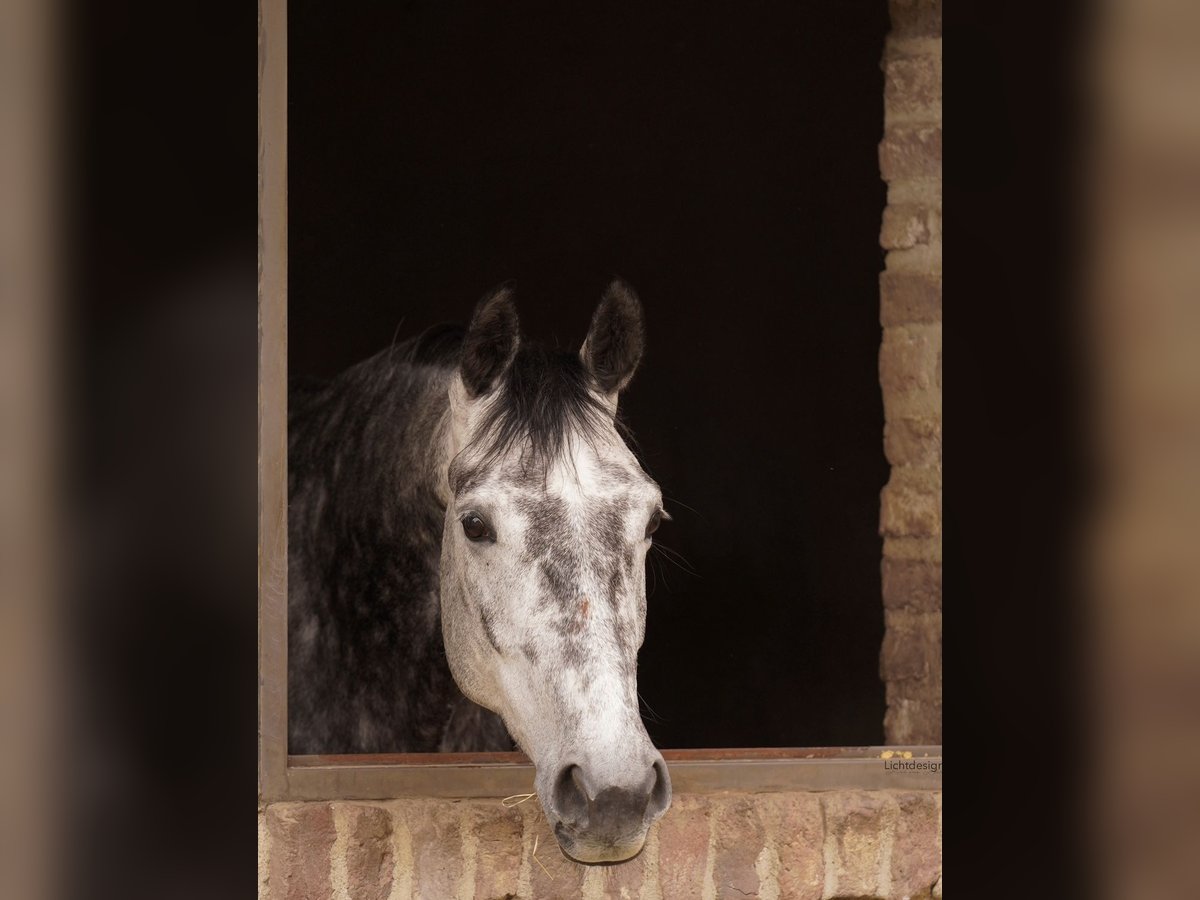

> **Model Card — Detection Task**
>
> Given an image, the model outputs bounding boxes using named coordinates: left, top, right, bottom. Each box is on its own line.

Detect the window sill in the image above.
left=268, top=746, right=942, bottom=801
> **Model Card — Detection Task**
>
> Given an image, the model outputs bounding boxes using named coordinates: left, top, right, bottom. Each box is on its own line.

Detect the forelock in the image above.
left=465, top=343, right=624, bottom=480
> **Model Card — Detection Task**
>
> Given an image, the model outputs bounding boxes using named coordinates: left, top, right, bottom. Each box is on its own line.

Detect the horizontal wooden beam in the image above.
left=277, top=746, right=941, bottom=801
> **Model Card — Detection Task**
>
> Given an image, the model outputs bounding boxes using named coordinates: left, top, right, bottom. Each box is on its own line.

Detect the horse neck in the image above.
left=289, top=351, right=474, bottom=752
left=294, top=350, right=456, bottom=577
left=367, top=357, right=455, bottom=537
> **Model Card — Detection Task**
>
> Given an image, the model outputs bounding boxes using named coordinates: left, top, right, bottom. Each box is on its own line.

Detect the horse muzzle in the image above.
left=541, top=755, right=672, bottom=864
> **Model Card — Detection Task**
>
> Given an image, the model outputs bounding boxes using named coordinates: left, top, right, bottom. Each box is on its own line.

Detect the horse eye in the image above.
left=461, top=513, right=493, bottom=543
left=645, top=509, right=663, bottom=539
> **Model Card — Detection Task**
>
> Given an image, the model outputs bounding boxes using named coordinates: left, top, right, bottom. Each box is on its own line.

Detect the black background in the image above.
left=289, top=0, right=891, bottom=749
left=63, top=0, right=1090, bottom=896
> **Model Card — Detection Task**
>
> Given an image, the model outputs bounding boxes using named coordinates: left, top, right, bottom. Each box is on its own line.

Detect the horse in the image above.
left=287, top=279, right=672, bottom=863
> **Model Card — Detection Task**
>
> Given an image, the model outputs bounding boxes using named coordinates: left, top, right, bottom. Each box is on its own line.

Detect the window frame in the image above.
left=257, top=0, right=941, bottom=804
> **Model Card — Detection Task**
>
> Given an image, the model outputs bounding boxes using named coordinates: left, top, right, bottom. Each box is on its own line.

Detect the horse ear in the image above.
left=581, top=278, right=645, bottom=398
left=460, top=285, right=520, bottom=397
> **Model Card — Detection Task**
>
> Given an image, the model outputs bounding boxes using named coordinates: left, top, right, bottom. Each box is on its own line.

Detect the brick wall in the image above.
left=259, top=790, right=941, bottom=899
left=877, top=0, right=942, bottom=745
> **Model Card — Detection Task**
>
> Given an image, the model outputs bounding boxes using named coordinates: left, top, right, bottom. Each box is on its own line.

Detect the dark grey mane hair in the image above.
left=470, top=342, right=622, bottom=475
left=401, top=321, right=635, bottom=482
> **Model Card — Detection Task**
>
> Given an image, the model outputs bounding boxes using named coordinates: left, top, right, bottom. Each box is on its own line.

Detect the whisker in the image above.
left=650, top=541, right=700, bottom=577
left=638, top=690, right=668, bottom=725
left=651, top=549, right=672, bottom=591
left=662, top=493, right=707, bottom=523
left=653, top=541, right=696, bottom=571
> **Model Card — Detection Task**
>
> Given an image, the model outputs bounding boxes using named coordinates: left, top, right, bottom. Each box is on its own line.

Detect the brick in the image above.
left=881, top=619, right=939, bottom=692
left=342, top=805, right=393, bottom=900
left=885, top=695, right=943, bottom=744
left=822, top=793, right=893, bottom=898
left=884, top=53, right=942, bottom=121
left=528, top=846, right=588, bottom=897
left=886, top=681, right=939, bottom=712
left=879, top=325, right=940, bottom=401
left=765, top=794, right=824, bottom=900
left=880, top=124, right=942, bottom=182
left=406, top=801, right=465, bottom=900
left=889, top=0, right=942, bottom=38
left=880, top=466, right=942, bottom=537
left=265, top=803, right=335, bottom=900
left=471, top=803, right=525, bottom=899
left=883, top=536, right=942, bottom=564
left=657, top=797, right=713, bottom=900
left=882, top=609, right=941, bottom=677
left=887, top=176, right=941, bottom=208
left=880, top=204, right=936, bottom=250
left=882, top=557, right=942, bottom=611
left=885, top=605, right=941, bottom=640
left=884, top=415, right=942, bottom=467
left=599, top=847, right=649, bottom=899
left=891, top=793, right=942, bottom=896
left=881, top=624, right=930, bottom=682
left=526, top=809, right=588, bottom=899
left=881, top=382, right=941, bottom=424
left=879, top=269, right=940, bottom=326
left=259, top=812, right=269, bottom=900
left=713, top=798, right=764, bottom=898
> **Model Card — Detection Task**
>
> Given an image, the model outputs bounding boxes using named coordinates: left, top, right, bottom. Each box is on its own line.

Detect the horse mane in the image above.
left=398, top=321, right=632, bottom=476
left=472, top=342, right=617, bottom=473
left=407, top=322, right=469, bottom=368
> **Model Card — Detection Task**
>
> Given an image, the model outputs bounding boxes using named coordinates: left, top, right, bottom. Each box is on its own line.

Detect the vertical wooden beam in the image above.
left=0, top=0, right=58, bottom=890
left=258, top=0, right=288, bottom=803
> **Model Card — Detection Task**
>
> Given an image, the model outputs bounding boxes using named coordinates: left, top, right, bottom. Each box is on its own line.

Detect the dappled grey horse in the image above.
left=288, top=281, right=671, bottom=862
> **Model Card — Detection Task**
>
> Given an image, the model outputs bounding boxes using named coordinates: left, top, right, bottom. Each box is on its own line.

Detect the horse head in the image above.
left=438, top=280, right=671, bottom=863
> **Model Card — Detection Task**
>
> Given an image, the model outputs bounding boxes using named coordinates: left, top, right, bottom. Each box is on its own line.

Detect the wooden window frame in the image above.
left=257, top=0, right=941, bottom=804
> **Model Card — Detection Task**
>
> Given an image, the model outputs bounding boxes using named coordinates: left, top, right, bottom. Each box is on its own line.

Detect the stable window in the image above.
left=259, top=0, right=941, bottom=802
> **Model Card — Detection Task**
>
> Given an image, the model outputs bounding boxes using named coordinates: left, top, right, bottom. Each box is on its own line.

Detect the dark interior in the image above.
left=289, top=0, right=891, bottom=748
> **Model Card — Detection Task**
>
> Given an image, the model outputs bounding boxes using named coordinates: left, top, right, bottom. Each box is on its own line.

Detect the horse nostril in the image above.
left=551, top=758, right=671, bottom=843
left=646, top=758, right=672, bottom=822
left=552, top=764, right=591, bottom=826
